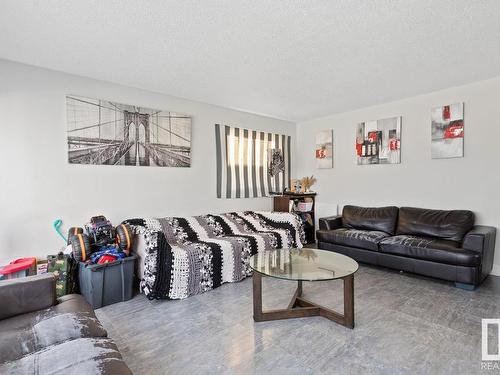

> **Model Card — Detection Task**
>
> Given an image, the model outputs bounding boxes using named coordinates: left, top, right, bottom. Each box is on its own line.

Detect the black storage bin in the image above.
left=78, top=255, right=137, bottom=309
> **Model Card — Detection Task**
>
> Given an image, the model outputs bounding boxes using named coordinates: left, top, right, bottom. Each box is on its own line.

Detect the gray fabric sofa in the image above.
left=0, top=273, right=132, bottom=374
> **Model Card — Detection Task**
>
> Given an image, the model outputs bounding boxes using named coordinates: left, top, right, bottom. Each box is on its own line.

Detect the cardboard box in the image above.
left=36, top=260, right=48, bottom=275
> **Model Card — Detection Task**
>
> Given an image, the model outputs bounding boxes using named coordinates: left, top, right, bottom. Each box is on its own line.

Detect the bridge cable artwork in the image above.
left=66, top=96, right=192, bottom=167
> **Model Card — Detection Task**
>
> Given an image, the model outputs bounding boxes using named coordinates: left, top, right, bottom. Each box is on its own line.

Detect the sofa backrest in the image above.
left=396, top=207, right=474, bottom=243
left=342, top=205, right=399, bottom=235
left=154, top=211, right=305, bottom=248
left=0, top=274, right=56, bottom=321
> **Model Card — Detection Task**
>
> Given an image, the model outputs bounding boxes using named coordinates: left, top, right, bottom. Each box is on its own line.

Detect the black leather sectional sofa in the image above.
left=317, top=205, right=496, bottom=289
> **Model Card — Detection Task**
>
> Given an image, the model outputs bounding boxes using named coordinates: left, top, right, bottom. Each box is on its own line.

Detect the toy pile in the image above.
left=68, top=216, right=133, bottom=265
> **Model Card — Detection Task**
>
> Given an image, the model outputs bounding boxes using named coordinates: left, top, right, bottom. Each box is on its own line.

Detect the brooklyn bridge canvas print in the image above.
left=66, top=95, right=192, bottom=167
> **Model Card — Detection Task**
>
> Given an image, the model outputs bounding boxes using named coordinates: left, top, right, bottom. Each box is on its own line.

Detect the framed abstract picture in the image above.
left=315, top=130, right=333, bottom=169
left=431, top=103, right=464, bottom=159
left=356, top=116, right=401, bottom=165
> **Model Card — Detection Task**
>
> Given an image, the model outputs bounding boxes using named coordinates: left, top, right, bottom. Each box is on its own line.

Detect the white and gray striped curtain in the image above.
left=215, top=124, right=291, bottom=198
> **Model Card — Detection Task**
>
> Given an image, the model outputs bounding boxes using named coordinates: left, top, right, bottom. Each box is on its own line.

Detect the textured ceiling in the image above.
left=1, top=1, right=500, bottom=122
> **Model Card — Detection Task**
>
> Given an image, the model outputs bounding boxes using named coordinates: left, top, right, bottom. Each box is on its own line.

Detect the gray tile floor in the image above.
left=96, top=265, right=500, bottom=374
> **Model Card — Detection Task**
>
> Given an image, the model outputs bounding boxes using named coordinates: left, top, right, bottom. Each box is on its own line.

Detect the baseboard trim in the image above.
left=491, top=264, right=500, bottom=276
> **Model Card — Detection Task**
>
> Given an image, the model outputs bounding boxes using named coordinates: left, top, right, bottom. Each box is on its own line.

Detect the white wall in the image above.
left=296, top=77, right=500, bottom=275
left=2, top=57, right=499, bottom=275
left=0, top=59, right=295, bottom=260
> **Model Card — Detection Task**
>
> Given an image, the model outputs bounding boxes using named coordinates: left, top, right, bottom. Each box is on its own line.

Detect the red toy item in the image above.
left=97, top=255, right=118, bottom=264
left=0, top=257, right=36, bottom=278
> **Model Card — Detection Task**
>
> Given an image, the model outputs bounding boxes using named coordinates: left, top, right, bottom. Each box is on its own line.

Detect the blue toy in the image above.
left=90, top=246, right=126, bottom=264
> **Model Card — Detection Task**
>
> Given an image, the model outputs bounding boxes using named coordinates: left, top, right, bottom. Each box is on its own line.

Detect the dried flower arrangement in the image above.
left=300, top=175, right=317, bottom=192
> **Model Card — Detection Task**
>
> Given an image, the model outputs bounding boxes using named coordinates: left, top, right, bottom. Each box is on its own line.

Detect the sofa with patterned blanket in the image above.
left=126, top=211, right=305, bottom=300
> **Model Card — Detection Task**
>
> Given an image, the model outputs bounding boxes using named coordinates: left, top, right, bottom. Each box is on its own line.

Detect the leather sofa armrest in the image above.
left=319, top=215, right=343, bottom=230
left=463, top=225, right=496, bottom=253
left=0, top=273, right=56, bottom=321
left=463, top=225, right=496, bottom=280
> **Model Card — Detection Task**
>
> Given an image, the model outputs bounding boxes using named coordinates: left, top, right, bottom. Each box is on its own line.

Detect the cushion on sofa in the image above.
left=0, top=294, right=107, bottom=364
left=396, top=207, right=474, bottom=243
left=317, top=228, right=389, bottom=251
left=0, top=337, right=132, bottom=375
left=342, top=205, right=399, bottom=235
left=379, top=235, right=481, bottom=266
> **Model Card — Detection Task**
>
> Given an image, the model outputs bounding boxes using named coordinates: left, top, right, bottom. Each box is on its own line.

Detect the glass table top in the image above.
left=249, top=248, right=359, bottom=281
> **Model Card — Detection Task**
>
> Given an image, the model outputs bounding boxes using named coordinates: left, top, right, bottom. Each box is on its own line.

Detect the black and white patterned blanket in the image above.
left=125, top=211, right=305, bottom=300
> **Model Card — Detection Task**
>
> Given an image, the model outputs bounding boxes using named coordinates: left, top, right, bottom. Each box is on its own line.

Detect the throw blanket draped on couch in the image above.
left=125, top=211, right=305, bottom=300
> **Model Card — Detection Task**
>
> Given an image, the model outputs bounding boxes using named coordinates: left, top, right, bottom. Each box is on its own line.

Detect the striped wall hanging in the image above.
left=215, top=124, right=291, bottom=198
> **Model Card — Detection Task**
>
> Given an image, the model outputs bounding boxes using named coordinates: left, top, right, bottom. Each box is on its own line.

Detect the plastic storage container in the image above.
left=0, top=257, right=36, bottom=280
left=78, top=255, right=137, bottom=309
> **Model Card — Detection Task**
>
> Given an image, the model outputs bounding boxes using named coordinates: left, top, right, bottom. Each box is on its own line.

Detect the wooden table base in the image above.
left=252, top=272, right=354, bottom=328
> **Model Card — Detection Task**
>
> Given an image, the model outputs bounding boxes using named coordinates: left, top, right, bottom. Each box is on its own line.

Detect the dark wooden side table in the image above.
left=272, top=192, right=317, bottom=245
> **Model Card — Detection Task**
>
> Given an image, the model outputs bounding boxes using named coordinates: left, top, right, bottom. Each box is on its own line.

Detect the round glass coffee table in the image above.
left=249, top=248, right=359, bottom=328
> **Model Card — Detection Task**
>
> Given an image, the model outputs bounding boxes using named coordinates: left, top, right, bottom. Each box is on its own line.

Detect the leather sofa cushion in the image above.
left=396, top=207, right=474, bottom=243
left=0, top=337, right=132, bottom=375
left=317, top=228, right=389, bottom=251
left=0, top=294, right=107, bottom=364
left=379, top=235, right=481, bottom=266
left=342, top=205, right=399, bottom=235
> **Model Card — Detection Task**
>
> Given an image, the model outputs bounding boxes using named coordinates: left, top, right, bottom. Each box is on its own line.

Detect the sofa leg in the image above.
left=454, top=282, right=475, bottom=291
